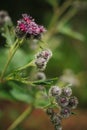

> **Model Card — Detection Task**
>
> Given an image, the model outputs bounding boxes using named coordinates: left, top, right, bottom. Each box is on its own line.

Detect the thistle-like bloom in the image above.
left=15, top=14, right=46, bottom=39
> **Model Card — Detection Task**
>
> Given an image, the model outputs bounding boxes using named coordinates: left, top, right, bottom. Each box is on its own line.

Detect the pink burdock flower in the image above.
left=15, top=14, right=46, bottom=39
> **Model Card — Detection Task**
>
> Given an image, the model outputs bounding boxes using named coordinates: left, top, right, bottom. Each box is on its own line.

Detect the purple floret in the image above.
left=15, top=14, right=46, bottom=39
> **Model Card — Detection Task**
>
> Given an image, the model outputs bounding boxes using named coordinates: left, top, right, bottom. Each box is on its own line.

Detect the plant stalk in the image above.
left=7, top=105, right=34, bottom=130
left=0, top=38, right=24, bottom=79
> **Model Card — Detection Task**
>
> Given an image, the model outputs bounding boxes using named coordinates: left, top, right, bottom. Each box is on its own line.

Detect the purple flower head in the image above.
left=60, top=107, right=71, bottom=118
left=56, top=96, right=69, bottom=107
left=15, top=13, right=46, bottom=39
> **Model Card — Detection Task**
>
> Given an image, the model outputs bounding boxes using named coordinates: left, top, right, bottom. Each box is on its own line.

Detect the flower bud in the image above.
left=35, top=57, right=46, bottom=71
left=55, top=125, right=62, bottom=130
left=36, top=49, right=52, bottom=61
left=46, top=108, right=54, bottom=116
left=56, top=96, right=69, bottom=107
left=49, top=86, right=62, bottom=97
left=35, top=72, right=46, bottom=80
left=60, top=107, right=71, bottom=118
left=68, top=96, right=78, bottom=109
left=62, top=87, right=72, bottom=97
left=0, top=10, right=12, bottom=27
left=51, top=113, right=62, bottom=125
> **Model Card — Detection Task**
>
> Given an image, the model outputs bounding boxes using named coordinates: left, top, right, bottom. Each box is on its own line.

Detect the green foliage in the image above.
left=58, top=23, right=85, bottom=41
left=33, top=78, right=58, bottom=86
left=34, top=91, right=50, bottom=108
left=0, top=47, right=33, bottom=75
left=0, top=0, right=86, bottom=111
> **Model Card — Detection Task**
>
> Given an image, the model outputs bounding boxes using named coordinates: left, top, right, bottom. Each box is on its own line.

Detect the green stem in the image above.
left=48, top=8, right=59, bottom=29
left=1, top=38, right=24, bottom=79
left=48, top=0, right=74, bottom=34
left=7, top=105, right=34, bottom=130
left=17, top=60, right=35, bottom=71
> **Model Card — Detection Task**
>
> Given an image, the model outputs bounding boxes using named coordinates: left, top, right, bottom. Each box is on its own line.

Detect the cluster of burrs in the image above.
left=35, top=49, right=52, bottom=71
left=46, top=85, right=78, bottom=130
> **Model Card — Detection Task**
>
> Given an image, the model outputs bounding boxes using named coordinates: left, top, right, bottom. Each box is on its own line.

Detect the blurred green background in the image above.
left=0, top=0, right=87, bottom=130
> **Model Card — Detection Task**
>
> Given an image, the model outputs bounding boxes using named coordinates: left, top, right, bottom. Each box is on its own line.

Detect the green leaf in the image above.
left=0, top=90, right=15, bottom=101
left=10, top=87, right=34, bottom=103
left=58, top=23, right=85, bottom=41
left=34, top=91, right=50, bottom=108
left=0, top=48, right=8, bottom=73
left=10, top=49, right=31, bottom=69
left=71, top=112, right=77, bottom=115
left=5, top=81, right=34, bottom=103
left=33, top=77, right=58, bottom=86
left=0, top=48, right=32, bottom=74
left=1, top=25, right=15, bottom=46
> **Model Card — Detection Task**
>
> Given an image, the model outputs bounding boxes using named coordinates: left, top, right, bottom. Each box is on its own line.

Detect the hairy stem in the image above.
left=0, top=38, right=24, bottom=79
left=7, top=105, right=34, bottom=130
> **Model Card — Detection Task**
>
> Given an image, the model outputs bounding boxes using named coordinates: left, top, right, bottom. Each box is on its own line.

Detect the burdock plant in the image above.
left=0, top=1, right=81, bottom=129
